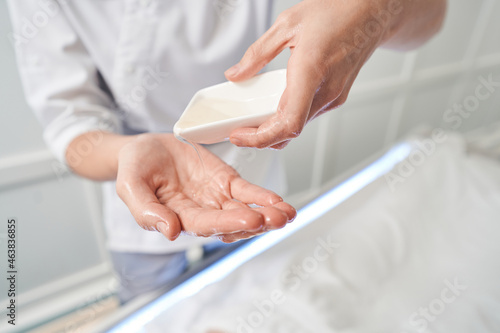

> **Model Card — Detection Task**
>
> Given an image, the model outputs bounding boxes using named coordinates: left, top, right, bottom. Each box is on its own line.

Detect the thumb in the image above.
left=225, top=21, right=292, bottom=82
left=229, top=54, right=319, bottom=148
left=116, top=178, right=182, bottom=241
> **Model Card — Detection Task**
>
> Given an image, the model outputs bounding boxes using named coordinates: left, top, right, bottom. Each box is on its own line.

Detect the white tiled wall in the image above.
left=414, top=0, right=487, bottom=71
left=0, top=177, right=105, bottom=291
left=479, top=1, right=500, bottom=57
left=331, top=95, right=396, bottom=177
left=0, top=6, right=46, bottom=156
left=397, top=77, right=456, bottom=137
left=355, top=48, right=406, bottom=84
left=0, top=2, right=112, bottom=330
left=282, top=120, right=319, bottom=195
left=0, top=0, right=499, bottom=330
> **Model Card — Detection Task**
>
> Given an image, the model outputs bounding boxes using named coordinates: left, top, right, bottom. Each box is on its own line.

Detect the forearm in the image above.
left=66, top=131, right=136, bottom=181
left=381, top=0, right=447, bottom=51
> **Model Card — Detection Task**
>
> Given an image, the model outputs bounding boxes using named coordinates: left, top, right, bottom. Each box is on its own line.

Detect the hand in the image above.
left=115, top=134, right=296, bottom=243
left=225, top=0, right=446, bottom=149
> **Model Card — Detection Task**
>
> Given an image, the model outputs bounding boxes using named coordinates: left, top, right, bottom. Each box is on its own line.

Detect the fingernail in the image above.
left=172, top=228, right=181, bottom=241
left=289, top=208, right=297, bottom=223
left=225, top=64, right=241, bottom=77
left=268, top=197, right=282, bottom=205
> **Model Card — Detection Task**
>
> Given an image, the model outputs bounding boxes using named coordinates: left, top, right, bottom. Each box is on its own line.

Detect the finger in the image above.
left=221, top=200, right=293, bottom=231
left=218, top=231, right=264, bottom=243
left=230, top=177, right=283, bottom=206
left=307, top=76, right=353, bottom=123
left=225, top=17, right=292, bottom=81
left=178, top=208, right=266, bottom=236
left=116, top=179, right=182, bottom=241
left=218, top=204, right=295, bottom=242
left=273, top=201, right=297, bottom=222
left=308, top=109, right=328, bottom=123
left=229, top=55, right=319, bottom=148
left=254, top=206, right=288, bottom=230
left=217, top=202, right=297, bottom=242
left=221, top=199, right=250, bottom=210
left=270, top=140, right=291, bottom=150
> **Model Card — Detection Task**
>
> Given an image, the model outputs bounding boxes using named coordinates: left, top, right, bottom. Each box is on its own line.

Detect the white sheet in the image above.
left=144, top=133, right=500, bottom=333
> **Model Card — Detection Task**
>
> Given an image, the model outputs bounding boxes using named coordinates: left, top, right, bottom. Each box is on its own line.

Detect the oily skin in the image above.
left=67, top=132, right=295, bottom=242
left=225, top=0, right=448, bottom=149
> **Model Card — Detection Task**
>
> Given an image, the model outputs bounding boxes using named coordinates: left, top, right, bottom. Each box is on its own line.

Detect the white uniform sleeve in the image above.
left=7, top=0, right=122, bottom=164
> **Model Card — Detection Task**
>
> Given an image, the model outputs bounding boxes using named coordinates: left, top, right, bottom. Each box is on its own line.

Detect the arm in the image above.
left=66, top=131, right=132, bottom=181
left=225, top=0, right=447, bottom=149
left=67, top=131, right=296, bottom=242
left=382, top=0, right=447, bottom=51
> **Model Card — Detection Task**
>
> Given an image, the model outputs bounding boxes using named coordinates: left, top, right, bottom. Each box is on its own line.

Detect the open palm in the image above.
left=116, top=134, right=296, bottom=243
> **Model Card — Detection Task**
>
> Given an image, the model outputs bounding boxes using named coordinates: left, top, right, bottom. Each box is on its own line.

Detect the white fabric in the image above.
left=7, top=0, right=282, bottom=253
left=147, top=133, right=500, bottom=332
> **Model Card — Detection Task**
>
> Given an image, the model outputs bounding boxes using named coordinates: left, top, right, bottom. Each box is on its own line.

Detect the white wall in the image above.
left=0, top=2, right=114, bottom=331
left=0, top=0, right=499, bottom=330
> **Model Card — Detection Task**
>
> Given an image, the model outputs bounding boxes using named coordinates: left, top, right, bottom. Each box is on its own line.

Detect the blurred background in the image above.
left=0, top=0, right=499, bottom=332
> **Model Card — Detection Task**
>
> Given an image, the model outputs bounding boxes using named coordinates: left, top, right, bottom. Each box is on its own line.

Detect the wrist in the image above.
left=378, top=0, right=406, bottom=45
left=361, top=0, right=406, bottom=48
left=116, top=132, right=172, bottom=171
left=66, top=131, right=136, bottom=181
left=113, top=134, right=140, bottom=176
